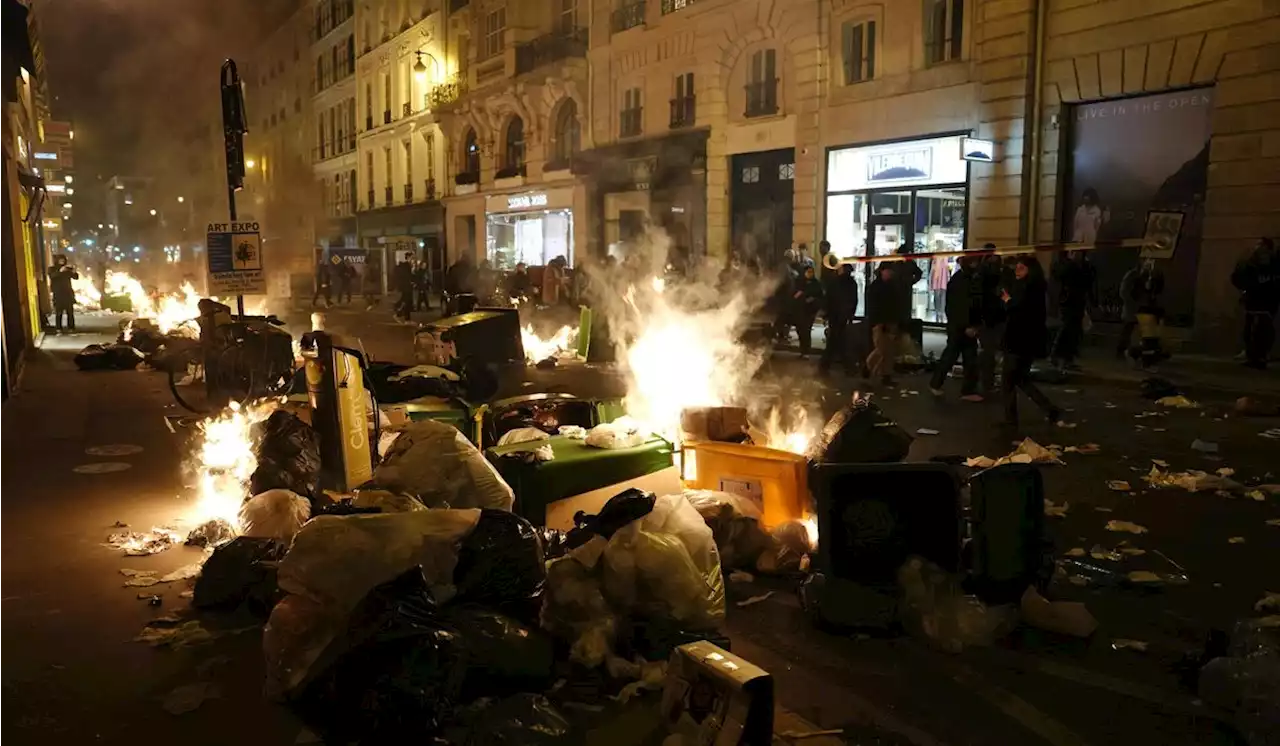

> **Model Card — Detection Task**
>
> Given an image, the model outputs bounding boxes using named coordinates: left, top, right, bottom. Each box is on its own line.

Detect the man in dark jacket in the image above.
left=819, top=263, right=859, bottom=375
left=929, top=255, right=983, bottom=399
left=976, top=244, right=1008, bottom=394
left=413, top=260, right=432, bottom=311
left=312, top=260, right=332, bottom=307
left=865, top=264, right=900, bottom=386
left=443, top=256, right=476, bottom=315
left=509, top=262, right=533, bottom=302
left=892, top=245, right=924, bottom=353
left=1001, top=256, right=1061, bottom=426
left=393, top=259, right=415, bottom=321
left=1232, top=237, right=1280, bottom=369
left=48, top=255, right=78, bottom=333
left=1050, top=250, right=1096, bottom=370
left=791, top=265, right=824, bottom=356
left=1116, top=259, right=1164, bottom=359
left=334, top=261, right=356, bottom=305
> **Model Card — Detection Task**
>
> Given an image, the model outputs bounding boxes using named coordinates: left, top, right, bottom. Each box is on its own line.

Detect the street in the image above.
left=3, top=309, right=1278, bottom=745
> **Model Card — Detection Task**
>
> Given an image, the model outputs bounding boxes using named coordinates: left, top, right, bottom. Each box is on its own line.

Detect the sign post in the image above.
left=219, top=58, right=249, bottom=316
left=206, top=221, right=266, bottom=295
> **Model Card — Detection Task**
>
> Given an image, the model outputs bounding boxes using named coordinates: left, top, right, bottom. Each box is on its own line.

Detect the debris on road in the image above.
left=736, top=592, right=775, bottom=608
left=240, top=489, right=311, bottom=542
left=185, top=518, right=235, bottom=548
left=1105, top=520, right=1148, bottom=535
left=1267, top=519, right=1280, bottom=527
left=162, top=682, right=220, bottom=715
left=1228, top=536, right=1247, bottom=544
left=1144, top=465, right=1243, bottom=493
left=1064, top=443, right=1101, bottom=454
left=1044, top=500, right=1069, bottom=518
left=120, top=560, right=207, bottom=587
left=1255, top=592, right=1280, bottom=613
left=1258, top=428, right=1280, bottom=440
left=899, top=556, right=1014, bottom=653
left=728, top=570, right=755, bottom=583
left=1111, top=639, right=1149, bottom=652
left=916, top=428, right=939, bottom=436
left=108, top=527, right=181, bottom=556
left=1156, top=395, right=1199, bottom=409
left=1191, top=439, right=1220, bottom=453
left=1020, top=587, right=1097, bottom=638
left=1065, top=547, right=1086, bottom=557
left=1107, top=480, right=1131, bottom=492
left=135, top=619, right=215, bottom=648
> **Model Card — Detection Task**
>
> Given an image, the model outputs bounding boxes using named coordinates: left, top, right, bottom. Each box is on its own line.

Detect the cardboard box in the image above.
left=661, top=640, right=773, bottom=746
left=681, top=406, right=749, bottom=443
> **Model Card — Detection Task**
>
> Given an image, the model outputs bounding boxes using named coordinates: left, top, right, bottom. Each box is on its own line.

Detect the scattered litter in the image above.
left=1246, top=490, right=1266, bottom=502
left=736, top=592, right=775, bottom=608
left=139, top=594, right=162, bottom=606
left=1065, top=547, right=1086, bottom=557
left=135, top=620, right=215, bottom=648
left=120, top=560, right=207, bottom=588
left=1094, top=507, right=1113, bottom=512
left=916, top=428, right=939, bottom=436
left=1044, top=500, right=1069, bottom=518
left=1106, top=520, right=1148, bottom=535
left=1063, top=389, right=1079, bottom=394
left=584, top=417, right=647, bottom=450
left=1111, top=639, right=1148, bottom=652
left=728, top=571, right=755, bottom=583
left=558, top=425, right=587, bottom=440
left=1117, top=546, right=1147, bottom=557
left=1258, top=484, right=1280, bottom=494
left=108, top=527, right=181, bottom=556
left=1064, top=443, right=1101, bottom=454
left=162, top=682, right=219, bottom=715
left=185, top=519, right=235, bottom=548
left=1267, top=519, right=1280, bottom=527
left=1217, top=467, right=1236, bottom=477
left=111, top=521, right=128, bottom=528
left=1255, top=592, right=1280, bottom=613
left=1055, top=421, right=1078, bottom=429
left=1152, top=427, right=1167, bottom=432
left=778, top=729, right=845, bottom=740
left=1156, top=395, right=1200, bottom=409
left=1259, top=428, right=1280, bottom=440
left=1191, top=439, right=1219, bottom=453
left=1134, top=411, right=1164, bottom=419
left=1228, top=536, right=1246, bottom=544
left=1125, top=570, right=1189, bottom=585
left=965, top=456, right=996, bottom=469
left=1145, top=465, right=1243, bottom=493
left=1090, top=546, right=1123, bottom=562
left=1104, top=402, right=1117, bottom=409
left=179, top=590, right=194, bottom=599
left=1107, top=480, right=1132, bottom=492
left=967, top=438, right=1063, bottom=470
left=1258, top=616, right=1280, bottom=628
left=1020, top=587, right=1097, bottom=638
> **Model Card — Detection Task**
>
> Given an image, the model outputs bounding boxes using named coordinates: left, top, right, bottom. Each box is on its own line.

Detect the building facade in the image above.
left=312, top=0, right=359, bottom=271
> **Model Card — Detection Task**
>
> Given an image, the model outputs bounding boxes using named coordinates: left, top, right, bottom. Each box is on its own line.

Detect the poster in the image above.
left=1061, top=88, right=1213, bottom=325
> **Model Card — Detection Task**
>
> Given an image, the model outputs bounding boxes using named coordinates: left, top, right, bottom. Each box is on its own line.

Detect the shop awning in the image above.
left=573, top=129, right=708, bottom=190
left=357, top=203, right=443, bottom=238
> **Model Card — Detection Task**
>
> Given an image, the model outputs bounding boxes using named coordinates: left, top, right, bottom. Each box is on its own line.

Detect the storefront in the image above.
left=484, top=187, right=575, bottom=271
left=823, top=133, right=970, bottom=322
left=358, top=202, right=443, bottom=294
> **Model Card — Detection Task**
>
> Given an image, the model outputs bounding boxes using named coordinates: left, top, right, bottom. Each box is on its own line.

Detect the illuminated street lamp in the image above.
left=413, top=51, right=428, bottom=81
left=177, top=196, right=185, bottom=203
left=150, top=208, right=158, bottom=216
left=65, top=175, right=73, bottom=183
left=245, top=158, right=257, bottom=169
left=97, top=223, right=103, bottom=228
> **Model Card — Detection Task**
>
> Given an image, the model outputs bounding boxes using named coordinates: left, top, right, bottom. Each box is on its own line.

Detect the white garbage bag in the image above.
left=240, top=489, right=311, bottom=542
left=350, top=488, right=425, bottom=513
left=497, top=427, right=552, bottom=446
left=585, top=416, right=647, bottom=450
left=601, top=494, right=726, bottom=629
left=371, top=420, right=515, bottom=511
left=540, top=541, right=617, bottom=669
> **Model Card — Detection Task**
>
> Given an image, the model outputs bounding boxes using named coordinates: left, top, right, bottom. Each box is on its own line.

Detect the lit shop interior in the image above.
left=824, top=134, right=971, bottom=323
left=485, top=202, right=575, bottom=271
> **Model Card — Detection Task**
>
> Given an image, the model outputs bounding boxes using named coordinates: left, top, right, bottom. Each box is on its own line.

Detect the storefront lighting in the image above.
left=97, top=223, right=104, bottom=228
left=65, top=175, right=73, bottom=183
left=133, top=246, right=141, bottom=253
left=177, top=196, right=185, bottom=203
left=66, top=188, right=74, bottom=195
left=245, top=158, right=257, bottom=169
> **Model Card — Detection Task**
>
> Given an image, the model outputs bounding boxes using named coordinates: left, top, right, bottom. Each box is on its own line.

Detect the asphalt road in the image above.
left=3, top=311, right=1277, bottom=745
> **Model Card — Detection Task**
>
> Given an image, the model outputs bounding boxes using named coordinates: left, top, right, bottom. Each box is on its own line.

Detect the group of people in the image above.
left=311, top=259, right=361, bottom=308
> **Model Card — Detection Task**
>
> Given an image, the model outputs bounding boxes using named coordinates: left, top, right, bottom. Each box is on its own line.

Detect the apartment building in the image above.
left=352, top=0, right=451, bottom=290
left=312, top=0, right=359, bottom=261
left=436, top=0, right=590, bottom=274
left=244, top=0, right=320, bottom=297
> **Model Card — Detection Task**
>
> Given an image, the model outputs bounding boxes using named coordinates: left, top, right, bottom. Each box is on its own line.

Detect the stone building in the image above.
left=311, top=0, right=359, bottom=274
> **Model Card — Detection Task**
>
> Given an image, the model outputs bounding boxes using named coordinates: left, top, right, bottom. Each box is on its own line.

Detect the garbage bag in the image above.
left=441, top=693, right=571, bottom=746
left=602, top=494, right=726, bottom=630
left=681, top=489, right=772, bottom=571
left=536, top=527, right=570, bottom=561
left=293, top=570, right=466, bottom=743
left=540, top=550, right=617, bottom=668
left=370, top=420, right=515, bottom=511
left=496, top=427, right=551, bottom=446
left=240, top=489, right=311, bottom=542
left=439, top=605, right=555, bottom=700
left=805, top=396, right=912, bottom=464
left=453, top=509, right=546, bottom=624
left=573, top=487, right=656, bottom=540
left=106, top=343, right=146, bottom=369
left=584, top=416, right=647, bottom=450
left=755, top=520, right=812, bottom=575
left=351, top=488, right=425, bottom=513
left=249, top=410, right=321, bottom=499
left=1197, top=619, right=1280, bottom=745
left=897, top=555, right=1015, bottom=653
left=264, top=593, right=337, bottom=699
left=1140, top=376, right=1179, bottom=400
left=74, top=344, right=112, bottom=371
left=193, top=536, right=287, bottom=614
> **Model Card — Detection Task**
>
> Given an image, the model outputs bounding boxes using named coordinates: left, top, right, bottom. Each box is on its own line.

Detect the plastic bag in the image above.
left=573, top=487, right=656, bottom=540
left=193, top=536, right=287, bottom=614
left=898, top=556, right=1015, bottom=653
left=439, top=605, right=555, bottom=701
left=371, top=420, right=515, bottom=511
left=601, top=494, right=725, bottom=630
left=681, top=489, right=772, bottom=571
left=584, top=416, right=647, bottom=450
left=351, top=488, right=425, bottom=513
left=74, top=344, right=111, bottom=371
left=441, top=693, right=571, bottom=746
left=240, top=489, right=312, bottom=542
left=540, top=551, right=617, bottom=668
left=496, top=427, right=551, bottom=446
left=264, top=593, right=341, bottom=699
left=249, top=410, right=322, bottom=498
left=453, top=509, right=546, bottom=624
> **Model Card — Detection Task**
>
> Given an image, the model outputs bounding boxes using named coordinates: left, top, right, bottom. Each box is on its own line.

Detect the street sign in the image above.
left=206, top=221, right=265, bottom=295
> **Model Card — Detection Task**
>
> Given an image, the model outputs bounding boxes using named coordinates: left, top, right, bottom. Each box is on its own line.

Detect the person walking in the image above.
left=976, top=244, right=1008, bottom=396
left=1116, top=259, right=1164, bottom=360
left=865, top=264, right=900, bottom=387
left=1232, top=237, right=1280, bottom=370
left=413, top=260, right=432, bottom=311
left=334, top=261, right=355, bottom=305
left=443, top=255, right=475, bottom=315
left=929, top=255, right=983, bottom=400
left=892, top=244, right=924, bottom=357
left=393, top=258, right=415, bottom=321
left=819, top=263, right=859, bottom=375
left=312, top=259, right=332, bottom=307
left=48, top=255, right=78, bottom=333
left=792, top=265, right=824, bottom=356
left=1050, top=250, right=1096, bottom=370
left=1001, top=255, right=1061, bottom=427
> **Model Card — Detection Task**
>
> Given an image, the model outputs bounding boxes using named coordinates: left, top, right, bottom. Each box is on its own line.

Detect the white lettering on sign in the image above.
left=507, top=193, right=548, bottom=210
left=867, top=148, right=932, bottom=183
left=34, top=151, right=58, bottom=160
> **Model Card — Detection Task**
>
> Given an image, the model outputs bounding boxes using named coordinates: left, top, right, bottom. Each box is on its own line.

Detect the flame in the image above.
left=192, top=400, right=276, bottom=529
left=759, top=405, right=819, bottom=455
left=522, top=324, right=578, bottom=362
left=72, top=275, right=102, bottom=308
left=103, top=271, right=203, bottom=334
left=801, top=514, right=819, bottom=550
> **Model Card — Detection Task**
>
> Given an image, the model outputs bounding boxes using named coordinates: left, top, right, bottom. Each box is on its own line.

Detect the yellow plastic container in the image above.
left=688, top=441, right=807, bottom=530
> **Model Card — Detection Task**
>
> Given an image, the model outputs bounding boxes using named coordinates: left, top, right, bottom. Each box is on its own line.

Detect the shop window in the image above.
left=620, top=87, right=642, bottom=137
left=558, top=0, right=578, bottom=35
left=552, top=99, right=581, bottom=167
left=741, top=166, right=760, bottom=183
left=779, top=163, right=795, bottom=180
left=841, top=20, right=876, bottom=84
left=500, top=116, right=525, bottom=177
left=924, top=0, right=964, bottom=66
left=486, top=209, right=574, bottom=271
left=482, top=7, right=506, bottom=61
left=745, top=49, right=778, bottom=118
left=459, top=128, right=480, bottom=181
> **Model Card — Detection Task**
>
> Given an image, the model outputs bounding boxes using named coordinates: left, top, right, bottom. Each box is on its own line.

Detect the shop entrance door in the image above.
left=857, top=211, right=915, bottom=315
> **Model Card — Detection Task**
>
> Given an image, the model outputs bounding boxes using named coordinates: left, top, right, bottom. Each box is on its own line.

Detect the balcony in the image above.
left=669, top=96, right=695, bottom=129
left=620, top=108, right=643, bottom=138
left=384, top=185, right=393, bottom=205
left=425, top=178, right=437, bottom=200
left=428, top=76, right=466, bottom=109
left=611, top=2, right=645, bottom=33
left=367, top=189, right=375, bottom=209
left=404, top=183, right=414, bottom=202
left=744, top=79, right=779, bottom=118
left=455, top=171, right=479, bottom=186
left=402, top=102, right=413, bottom=119
left=383, top=109, right=391, bottom=125
left=495, top=163, right=526, bottom=180
left=514, top=27, right=588, bottom=76
left=661, top=0, right=697, bottom=14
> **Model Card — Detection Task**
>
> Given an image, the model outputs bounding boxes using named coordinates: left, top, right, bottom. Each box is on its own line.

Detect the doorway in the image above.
left=856, top=205, right=915, bottom=316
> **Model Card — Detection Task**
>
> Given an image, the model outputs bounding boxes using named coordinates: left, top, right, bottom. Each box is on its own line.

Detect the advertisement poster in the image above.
left=1061, top=88, right=1213, bottom=325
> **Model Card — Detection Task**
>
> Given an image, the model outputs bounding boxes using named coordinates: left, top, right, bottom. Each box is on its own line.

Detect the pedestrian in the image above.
left=1117, top=258, right=1164, bottom=361
left=508, top=261, right=533, bottom=303
left=792, top=265, right=823, bottom=356
left=819, top=263, right=858, bottom=375
left=772, top=250, right=802, bottom=345
left=929, top=254, right=983, bottom=400
left=1049, top=250, right=1095, bottom=370
left=1000, top=255, right=1061, bottom=427
left=335, top=261, right=355, bottom=305
left=477, top=259, right=498, bottom=303
left=865, top=263, right=900, bottom=387
left=1231, top=237, right=1280, bottom=370
left=312, top=259, right=332, bottom=307
left=413, top=260, right=432, bottom=311
left=47, top=255, right=78, bottom=333
left=976, top=244, right=1008, bottom=395
left=892, top=244, right=924, bottom=355
left=443, top=255, right=475, bottom=314
left=542, top=256, right=566, bottom=306
left=393, top=258, right=415, bottom=321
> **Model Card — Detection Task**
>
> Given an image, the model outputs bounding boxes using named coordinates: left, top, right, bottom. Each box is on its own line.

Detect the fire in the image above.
left=758, top=405, right=819, bottom=455
left=801, top=513, right=819, bottom=550
left=72, top=275, right=102, bottom=308
left=522, top=324, right=578, bottom=362
left=102, top=271, right=203, bottom=334
left=192, top=400, right=276, bottom=529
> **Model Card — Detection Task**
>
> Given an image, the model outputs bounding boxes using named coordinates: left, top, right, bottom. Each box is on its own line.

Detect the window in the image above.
left=925, top=0, right=964, bottom=65
left=741, top=166, right=759, bottom=183
left=383, top=73, right=392, bottom=123
left=365, top=83, right=373, bottom=127
left=552, top=99, right=581, bottom=165
left=295, top=96, right=302, bottom=113
left=347, top=101, right=356, bottom=145
left=426, top=133, right=436, bottom=184
left=366, top=151, right=375, bottom=205
left=745, top=49, right=778, bottom=117
left=346, top=35, right=355, bottom=73
left=779, top=163, right=795, bottom=180
left=557, top=0, right=577, bottom=35
left=462, top=128, right=480, bottom=174
left=671, top=72, right=695, bottom=128
left=661, top=0, right=694, bottom=14
left=384, top=146, right=394, bottom=202
left=841, top=20, right=876, bottom=84
left=315, top=56, right=324, bottom=90
left=483, top=8, right=506, bottom=61
left=404, top=140, right=414, bottom=200
left=502, top=115, right=525, bottom=174
left=621, top=87, right=642, bottom=137
left=317, top=120, right=326, bottom=158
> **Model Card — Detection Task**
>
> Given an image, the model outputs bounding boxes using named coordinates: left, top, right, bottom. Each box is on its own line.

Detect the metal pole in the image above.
left=220, top=58, right=248, bottom=317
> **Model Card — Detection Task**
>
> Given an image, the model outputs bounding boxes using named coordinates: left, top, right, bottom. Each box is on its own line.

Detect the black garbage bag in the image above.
left=250, top=410, right=322, bottom=498
left=439, top=605, right=555, bottom=700
left=453, top=509, right=546, bottom=624
left=571, top=488, right=657, bottom=540
left=1140, top=376, right=1179, bottom=400
left=193, top=536, right=288, bottom=615
left=294, top=570, right=466, bottom=744
left=536, top=527, right=570, bottom=561
left=74, top=344, right=112, bottom=371
left=106, top=343, right=147, bottom=369
left=440, top=693, right=571, bottom=746
left=805, top=397, right=912, bottom=464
